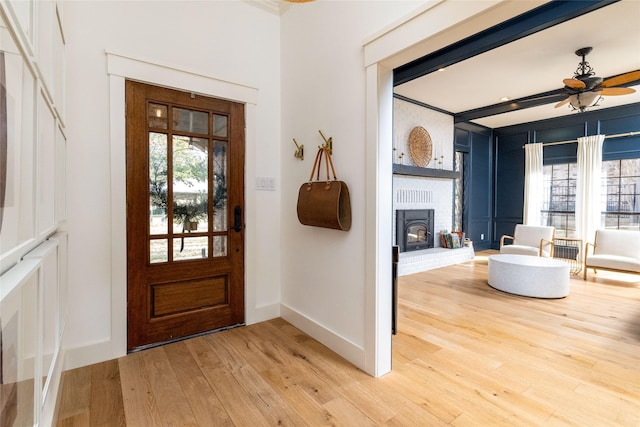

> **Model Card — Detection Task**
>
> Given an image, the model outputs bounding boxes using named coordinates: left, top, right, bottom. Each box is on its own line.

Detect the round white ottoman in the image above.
left=488, top=254, right=570, bottom=298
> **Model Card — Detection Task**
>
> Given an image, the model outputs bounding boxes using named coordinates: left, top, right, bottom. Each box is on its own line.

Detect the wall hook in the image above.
left=318, top=130, right=333, bottom=155
left=292, top=138, right=304, bottom=160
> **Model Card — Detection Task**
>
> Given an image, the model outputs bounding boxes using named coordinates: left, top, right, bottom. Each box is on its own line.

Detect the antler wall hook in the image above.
left=292, top=138, right=304, bottom=160
left=318, top=130, right=333, bottom=155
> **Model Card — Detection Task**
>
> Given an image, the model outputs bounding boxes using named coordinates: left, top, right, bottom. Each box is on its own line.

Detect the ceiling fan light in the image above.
left=568, top=91, right=601, bottom=112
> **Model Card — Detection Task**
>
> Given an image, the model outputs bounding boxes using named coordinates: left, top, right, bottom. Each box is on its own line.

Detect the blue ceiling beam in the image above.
left=454, top=72, right=640, bottom=123
left=393, top=0, right=620, bottom=87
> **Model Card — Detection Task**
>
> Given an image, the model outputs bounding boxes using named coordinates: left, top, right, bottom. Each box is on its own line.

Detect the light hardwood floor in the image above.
left=56, top=252, right=640, bottom=426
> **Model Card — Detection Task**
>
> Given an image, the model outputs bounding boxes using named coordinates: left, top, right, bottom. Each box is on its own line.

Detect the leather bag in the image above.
left=297, top=146, right=352, bottom=231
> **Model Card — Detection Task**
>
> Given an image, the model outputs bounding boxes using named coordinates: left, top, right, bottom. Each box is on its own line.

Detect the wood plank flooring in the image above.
left=56, top=252, right=640, bottom=426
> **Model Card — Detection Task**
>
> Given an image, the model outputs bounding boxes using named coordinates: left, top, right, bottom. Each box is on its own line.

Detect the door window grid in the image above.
left=147, top=102, right=230, bottom=264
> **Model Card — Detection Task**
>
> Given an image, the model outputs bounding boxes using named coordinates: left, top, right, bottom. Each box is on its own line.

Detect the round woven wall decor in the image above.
left=408, top=126, right=432, bottom=167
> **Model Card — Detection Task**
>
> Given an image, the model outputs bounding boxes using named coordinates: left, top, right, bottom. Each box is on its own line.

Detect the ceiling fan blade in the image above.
left=563, top=78, right=586, bottom=89
left=598, top=87, right=636, bottom=96
left=554, top=97, right=570, bottom=108
left=601, top=70, right=640, bottom=87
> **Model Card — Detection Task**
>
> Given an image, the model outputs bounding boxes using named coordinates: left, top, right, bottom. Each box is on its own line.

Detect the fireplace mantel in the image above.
left=393, top=164, right=460, bottom=179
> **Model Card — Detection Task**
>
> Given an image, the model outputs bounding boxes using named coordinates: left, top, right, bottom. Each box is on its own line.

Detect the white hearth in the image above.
left=398, top=245, right=475, bottom=276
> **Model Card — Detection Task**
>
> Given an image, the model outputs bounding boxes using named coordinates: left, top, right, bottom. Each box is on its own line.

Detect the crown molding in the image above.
left=243, top=0, right=285, bottom=16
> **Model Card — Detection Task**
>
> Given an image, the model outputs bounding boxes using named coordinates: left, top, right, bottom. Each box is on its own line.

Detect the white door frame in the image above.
left=362, top=0, right=546, bottom=376
left=65, top=50, right=258, bottom=367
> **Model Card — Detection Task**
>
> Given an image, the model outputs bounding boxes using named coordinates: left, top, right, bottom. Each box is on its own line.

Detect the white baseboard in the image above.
left=64, top=302, right=281, bottom=371
left=64, top=338, right=126, bottom=371
left=245, top=302, right=280, bottom=325
left=280, top=303, right=366, bottom=371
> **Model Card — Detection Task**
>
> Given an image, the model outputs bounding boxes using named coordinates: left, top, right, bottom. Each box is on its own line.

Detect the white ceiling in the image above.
left=394, top=0, right=640, bottom=128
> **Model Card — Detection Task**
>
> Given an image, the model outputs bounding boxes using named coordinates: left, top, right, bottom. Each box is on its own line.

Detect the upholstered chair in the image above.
left=583, top=229, right=640, bottom=280
left=500, top=225, right=555, bottom=257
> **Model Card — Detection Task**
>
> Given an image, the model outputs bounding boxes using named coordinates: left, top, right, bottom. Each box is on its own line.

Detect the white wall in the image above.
left=279, top=1, right=425, bottom=373
left=61, top=0, right=540, bottom=378
left=63, top=0, right=282, bottom=367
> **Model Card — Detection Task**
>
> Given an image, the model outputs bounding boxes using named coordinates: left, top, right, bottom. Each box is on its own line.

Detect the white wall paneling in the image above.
left=54, top=124, right=66, bottom=225
left=0, top=1, right=67, bottom=425
left=0, top=25, right=36, bottom=272
left=23, top=236, right=67, bottom=427
left=35, top=0, right=54, bottom=101
left=37, top=90, right=55, bottom=238
left=53, top=3, right=65, bottom=123
left=4, top=0, right=34, bottom=56
left=0, top=259, right=40, bottom=426
left=1, top=233, right=67, bottom=427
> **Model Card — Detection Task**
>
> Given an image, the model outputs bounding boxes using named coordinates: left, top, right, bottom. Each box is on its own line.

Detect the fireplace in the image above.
left=396, top=209, right=434, bottom=252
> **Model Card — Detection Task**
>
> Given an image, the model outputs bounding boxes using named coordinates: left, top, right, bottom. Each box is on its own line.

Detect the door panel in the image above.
left=126, top=81, right=244, bottom=351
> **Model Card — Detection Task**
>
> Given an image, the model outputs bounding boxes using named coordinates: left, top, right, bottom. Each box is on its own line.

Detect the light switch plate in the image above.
left=256, top=177, right=275, bottom=191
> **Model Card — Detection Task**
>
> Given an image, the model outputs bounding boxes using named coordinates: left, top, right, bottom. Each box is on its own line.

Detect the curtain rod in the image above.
left=522, top=131, right=640, bottom=149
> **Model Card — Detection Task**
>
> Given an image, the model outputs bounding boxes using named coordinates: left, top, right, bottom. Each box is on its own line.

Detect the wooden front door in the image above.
left=126, top=81, right=245, bottom=351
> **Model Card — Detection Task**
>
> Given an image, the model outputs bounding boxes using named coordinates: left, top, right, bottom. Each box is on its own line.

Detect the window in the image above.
left=601, top=158, right=640, bottom=230
left=541, top=163, right=577, bottom=238
left=541, top=158, right=640, bottom=237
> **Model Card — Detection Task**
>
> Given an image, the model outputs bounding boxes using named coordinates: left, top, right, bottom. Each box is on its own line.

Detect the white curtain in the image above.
left=523, top=143, right=544, bottom=225
left=575, top=134, right=605, bottom=243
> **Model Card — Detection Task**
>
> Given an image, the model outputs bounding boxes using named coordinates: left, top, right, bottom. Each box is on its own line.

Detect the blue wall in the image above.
left=489, top=102, right=640, bottom=249
left=455, top=123, right=493, bottom=250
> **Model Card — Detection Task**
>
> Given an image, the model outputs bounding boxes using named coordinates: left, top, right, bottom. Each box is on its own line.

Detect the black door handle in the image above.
left=233, top=205, right=242, bottom=232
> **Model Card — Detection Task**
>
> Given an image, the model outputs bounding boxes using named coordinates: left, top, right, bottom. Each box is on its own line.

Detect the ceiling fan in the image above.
left=555, top=47, right=640, bottom=112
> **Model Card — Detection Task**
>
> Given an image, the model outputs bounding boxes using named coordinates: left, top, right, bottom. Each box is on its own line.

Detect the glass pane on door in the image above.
left=172, top=136, right=209, bottom=233
left=174, top=107, right=208, bottom=135
left=213, top=140, right=227, bottom=231
left=150, top=239, right=168, bottom=263
left=213, top=114, right=228, bottom=137
left=173, top=236, right=209, bottom=261
left=149, top=133, right=168, bottom=235
left=213, top=236, right=227, bottom=257
left=148, top=103, right=168, bottom=129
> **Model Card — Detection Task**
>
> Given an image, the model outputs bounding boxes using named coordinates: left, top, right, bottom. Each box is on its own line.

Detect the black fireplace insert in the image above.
left=396, top=209, right=434, bottom=252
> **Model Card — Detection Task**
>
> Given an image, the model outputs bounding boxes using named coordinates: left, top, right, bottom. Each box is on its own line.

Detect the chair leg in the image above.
left=583, top=266, right=596, bottom=280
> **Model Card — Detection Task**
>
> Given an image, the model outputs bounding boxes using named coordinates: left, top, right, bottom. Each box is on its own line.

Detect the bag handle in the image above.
left=324, top=146, right=337, bottom=181
left=307, top=146, right=338, bottom=185
left=308, top=147, right=323, bottom=182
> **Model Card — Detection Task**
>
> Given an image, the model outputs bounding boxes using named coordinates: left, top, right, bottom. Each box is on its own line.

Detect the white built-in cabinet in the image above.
left=0, top=0, right=67, bottom=425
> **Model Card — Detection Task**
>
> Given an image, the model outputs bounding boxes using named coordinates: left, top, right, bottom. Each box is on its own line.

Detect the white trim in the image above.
left=65, top=51, right=259, bottom=369
left=362, top=0, right=445, bottom=50
left=280, top=303, right=365, bottom=368
left=364, top=63, right=393, bottom=377
left=108, top=74, right=127, bottom=359
left=242, top=0, right=282, bottom=16
left=364, top=0, right=548, bottom=69
left=106, top=50, right=258, bottom=105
